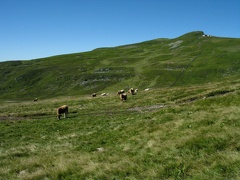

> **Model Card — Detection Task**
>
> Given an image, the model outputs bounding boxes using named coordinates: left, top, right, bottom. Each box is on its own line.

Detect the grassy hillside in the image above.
left=0, top=78, right=240, bottom=179
left=1, top=31, right=240, bottom=179
left=1, top=31, right=240, bottom=99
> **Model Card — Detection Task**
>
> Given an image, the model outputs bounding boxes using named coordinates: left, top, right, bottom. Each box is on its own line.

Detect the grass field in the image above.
left=1, top=77, right=240, bottom=179
left=1, top=31, right=240, bottom=179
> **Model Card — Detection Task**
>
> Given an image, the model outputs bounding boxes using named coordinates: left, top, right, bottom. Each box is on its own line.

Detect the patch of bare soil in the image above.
left=129, top=104, right=165, bottom=112
left=0, top=116, right=25, bottom=121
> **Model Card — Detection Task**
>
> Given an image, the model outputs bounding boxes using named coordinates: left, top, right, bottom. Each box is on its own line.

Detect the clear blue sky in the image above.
left=1, top=0, right=239, bottom=62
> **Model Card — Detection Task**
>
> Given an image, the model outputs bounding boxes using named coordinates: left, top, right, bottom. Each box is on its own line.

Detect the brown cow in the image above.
left=33, top=98, right=38, bottom=102
left=128, top=88, right=138, bottom=95
left=120, top=93, right=127, bottom=101
left=117, top=89, right=125, bottom=95
left=57, top=105, right=68, bottom=120
left=128, top=88, right=139, bottom=95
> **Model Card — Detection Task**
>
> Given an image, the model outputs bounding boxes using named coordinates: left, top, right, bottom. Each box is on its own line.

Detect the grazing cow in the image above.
left=92, top=93, right=97, bottom=97
left=57, top=105, right=68, bottom=120
left=33, top=98, right=38, bottom=102
left=128, top=88, right=134, bottom=94
left=117, top=90, right=125, bottom=95
left=117, top=89, right=127, bottom=101
left=120, top=93, right=127, bottom=101
left=128, top=88, right=138, bottom=95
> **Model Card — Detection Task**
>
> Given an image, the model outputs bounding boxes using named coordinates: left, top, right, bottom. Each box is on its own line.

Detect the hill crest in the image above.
left=0, top=31, right=240, bottom=99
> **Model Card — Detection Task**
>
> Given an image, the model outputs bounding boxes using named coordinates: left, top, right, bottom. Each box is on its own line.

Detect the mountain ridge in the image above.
left=1, top=31, right=240, bottom=99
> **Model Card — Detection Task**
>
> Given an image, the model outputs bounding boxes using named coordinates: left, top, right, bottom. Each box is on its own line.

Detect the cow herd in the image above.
left=56, top=87, right=145, bottom=120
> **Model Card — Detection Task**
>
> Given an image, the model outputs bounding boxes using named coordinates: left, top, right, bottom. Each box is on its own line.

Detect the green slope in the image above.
left=1, top=31, right=240, bottom=179
left=1, top=77, right=240, bottom=179
left=1, top=31, right=240, bottom=99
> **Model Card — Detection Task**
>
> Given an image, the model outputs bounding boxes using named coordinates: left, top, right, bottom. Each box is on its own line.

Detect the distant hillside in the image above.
left=1, top=31, right=240, bottom=99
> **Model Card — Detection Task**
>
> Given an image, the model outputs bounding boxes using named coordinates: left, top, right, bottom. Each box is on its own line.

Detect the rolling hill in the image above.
left=1, top=31, right=240, bottom=179
left=0, top=31, right=240, bottom=99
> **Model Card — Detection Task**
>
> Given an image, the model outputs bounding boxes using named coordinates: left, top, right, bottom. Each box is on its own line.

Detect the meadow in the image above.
left=1, top=31, right=240, bottom=179
left=1, top=77, right=240, bottom=179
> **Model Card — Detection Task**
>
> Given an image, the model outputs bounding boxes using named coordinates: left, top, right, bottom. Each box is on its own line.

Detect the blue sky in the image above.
left=1, top=0, right=239, bottom=61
